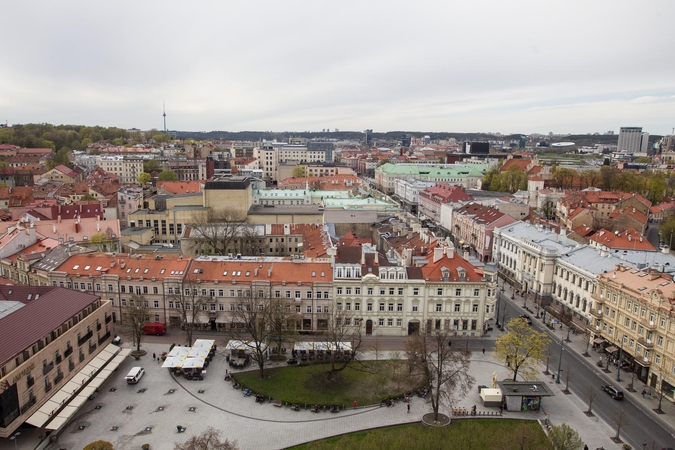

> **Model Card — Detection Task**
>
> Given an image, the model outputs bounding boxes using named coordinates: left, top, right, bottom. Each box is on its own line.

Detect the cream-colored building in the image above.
left=592, top=265, right=675, bottom=400
left=0, top=286, right=113, bottom=438
left=95, top=156, right=143, bottom=184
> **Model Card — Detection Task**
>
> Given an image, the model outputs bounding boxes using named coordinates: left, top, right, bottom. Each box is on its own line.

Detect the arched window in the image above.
left=582, top=298, right=587, bottom=312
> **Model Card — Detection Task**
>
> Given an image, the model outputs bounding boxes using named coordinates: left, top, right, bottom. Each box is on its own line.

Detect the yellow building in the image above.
left=592, top=265, right=675, bottom=401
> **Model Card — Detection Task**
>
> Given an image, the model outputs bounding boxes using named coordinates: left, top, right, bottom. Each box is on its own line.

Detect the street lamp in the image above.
left=616, top=339, right=624, bottom=382
left=565, top=325, right=572, bottom=343
left=556, top=338, right=564, bottom=384
left=9, top=432, right=20, bottom=450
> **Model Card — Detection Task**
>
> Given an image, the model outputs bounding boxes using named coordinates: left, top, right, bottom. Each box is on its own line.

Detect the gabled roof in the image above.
left=187, top=256, right=332, bottom=284
left=53, top=164, right=80, bottom=179
left=454, top=202, right=508, bottom=225
left=589, top=228, right=655, bottom=251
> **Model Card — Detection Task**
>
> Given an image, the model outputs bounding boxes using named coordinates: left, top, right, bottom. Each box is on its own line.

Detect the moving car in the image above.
left=519, top=315, right=533, bottom=325
left=125, top=367, right=145, bottom=384
left=601, top=384, right=624, bottom=400
left=142, top=322, right=166, bottom=335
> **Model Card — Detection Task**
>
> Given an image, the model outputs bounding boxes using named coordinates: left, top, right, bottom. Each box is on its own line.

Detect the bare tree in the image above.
left=239, top=224, right=265, bottom=256
left=189, top=209, right=247, bottom=256
left=563, top=362, right=572, bottom=394
left=613, top=409, right=628, bottom=443
left=122, top=294, right=149, bottom=353
left=626, top=369, right=637, bottom=392
left=320, top=304, right=363, bottom=379
left=169, top=279, right=209, bottom=347
left=231, top=287, right=294, bottom=379
left=174, top=427, right=238, bottom=450
left=584, top=385, right=597, bottom=416
left=548, top=423, right=584, bottom=450
left=405, top=327, right=475, bottom=422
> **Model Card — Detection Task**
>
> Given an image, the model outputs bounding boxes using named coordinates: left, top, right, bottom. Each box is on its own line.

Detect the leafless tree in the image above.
left=189, top=209, right=247, bottom=256
left=626, top=369, right=637, bottom=392
left=405, top=327, right=475, bottom=422
left=231, top=286, right=295, bottom=379
left=585, top=385, right=597, bottom=416
left=239, top=225, right=265, bottom=256
left=169, top=278, right=209, bottom=347
left=320, top=304, right=363, bottom=379
left=563, top=362, right=572, bottom=394
left=174, top=427, right=238, bottom=450
left=613, top=409, right=628, bottom=442
left=122, top=294, right=149, bottom=353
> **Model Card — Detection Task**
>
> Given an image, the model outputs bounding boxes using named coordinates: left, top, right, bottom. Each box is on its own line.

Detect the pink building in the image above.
left=452, top=203, right=516, bottom=262
left=418, top=184, right=473, bottom=222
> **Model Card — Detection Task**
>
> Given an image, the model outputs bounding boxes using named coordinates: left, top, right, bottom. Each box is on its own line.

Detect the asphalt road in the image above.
left=501, top=293, right=675, bottom=450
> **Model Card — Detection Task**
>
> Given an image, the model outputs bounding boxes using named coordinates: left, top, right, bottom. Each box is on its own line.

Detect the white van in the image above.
left=125, top=367, right=145, bottom=384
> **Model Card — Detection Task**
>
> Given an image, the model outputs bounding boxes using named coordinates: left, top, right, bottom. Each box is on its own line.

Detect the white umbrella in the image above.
left=183, top=357, right=206, bottom=369
left=168, top=346, right=190, bottom=357
left=187, top=347, right=210, bottom=359
left=162, top=356, right=186, bottom=368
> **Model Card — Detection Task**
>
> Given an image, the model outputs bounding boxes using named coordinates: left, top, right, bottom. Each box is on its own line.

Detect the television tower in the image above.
left=162, top=102, right=167, bottom=133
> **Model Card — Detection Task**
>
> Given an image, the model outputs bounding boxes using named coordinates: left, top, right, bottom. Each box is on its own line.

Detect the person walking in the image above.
left=153, top=352, right=156, bottom=360
left=407, top=403, right=410, bottom=413
left=353, top=400, right=357, bottom=409
left=641, top=389, right=646, bottom=398
left=482, top=348, right=485, bottom=355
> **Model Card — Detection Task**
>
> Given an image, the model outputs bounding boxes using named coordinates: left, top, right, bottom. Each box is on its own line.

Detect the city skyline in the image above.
left=0, top=0, right=673, bottom=135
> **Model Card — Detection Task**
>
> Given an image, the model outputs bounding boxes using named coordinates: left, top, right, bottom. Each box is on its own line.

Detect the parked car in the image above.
left=601, top=385, right=624, bottom=400
left=112, top=335, right=121, bottom=345
left=519, top=315, right=533, bottom=325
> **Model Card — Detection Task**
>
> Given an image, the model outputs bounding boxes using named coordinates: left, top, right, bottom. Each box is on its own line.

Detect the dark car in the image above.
left=601, top=385, right=624, bottom=400
left=519, top=315, right=532, bottom=325
left=286, top=358, right=298, bottom=365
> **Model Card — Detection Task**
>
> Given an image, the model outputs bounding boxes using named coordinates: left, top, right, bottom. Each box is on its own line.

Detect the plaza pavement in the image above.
left=0, top=338, right=625, bottom=450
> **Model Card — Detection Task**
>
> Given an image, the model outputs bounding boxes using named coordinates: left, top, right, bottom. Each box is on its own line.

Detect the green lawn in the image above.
left=289, top=420, right=552, bottom=450
left=232, top=361, right=421, bottom=406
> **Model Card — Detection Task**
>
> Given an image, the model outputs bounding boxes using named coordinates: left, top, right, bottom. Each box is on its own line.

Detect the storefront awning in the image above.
left=26, top=345, right=130, bottom=430
left=593, top=338, right=606, bottom=345
left=605, top=346, right=619, bottom=354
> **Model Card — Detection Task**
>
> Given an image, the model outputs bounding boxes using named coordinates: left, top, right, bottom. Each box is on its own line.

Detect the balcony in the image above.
left=44, top=383, right=52, bottom=393
left=69, top=361, right=75, bottom=371
left=589, top=308, right=603, bottom=319
left=64, top=347, right=73, bottom=357
left=591, top=293, right=604, bottom=305
left=42, top=362, right=54, bottom=375
left=54, top=372, right=64, bottom=384
left=79, top=353, right=85, bottom=363
left=27, top=377, right=34, bottom=388
left=638, top=337, right=654, bottom=349
left=55, top=354, right=62, bottom=364
left=78, top=330, right=93, bottom=346
left=20, top=396, right=37, bottom=415
left=105, top=315, right=112, bottom=324
left=98, top=331, right=111, bottom=345
left=88, top=344, right=97, bottom=354
left=640, top=318, right=657, bottom=331
left=96, top=323, right=102, bottom=331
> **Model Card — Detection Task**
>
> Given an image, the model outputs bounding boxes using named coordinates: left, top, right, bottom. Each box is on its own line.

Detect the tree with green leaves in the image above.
left=494, top=318, right=551, bottom=381
left=90, top=231, right=114, bottom=251
left=292, top=165, right=307, bottom=178
left=158, top=169, right=178, bottom=181
left=138, top=172, right=152, bottom=184
left=80, top=194, right=97, bottom=201
left=144, top=160, right=162, bottom=173
left=646, top=172, right=667, bottom=204
left=547, top=423, right=584, bottom=450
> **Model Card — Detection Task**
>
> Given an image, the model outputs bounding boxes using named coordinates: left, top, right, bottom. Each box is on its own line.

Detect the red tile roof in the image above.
left=157, top=180, right=205, bottom=195
left=187, top=257, right=332, bottom=284
left=54, top=164, right=80, bottom=179
left=419, top=184, right=473, bottom=204
left=589, top=228, right=655, bottom=251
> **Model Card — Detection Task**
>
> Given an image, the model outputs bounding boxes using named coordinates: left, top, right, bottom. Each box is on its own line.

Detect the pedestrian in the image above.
left=499, top=404, right=503, bottom=414
left=153, top=352, right=156, bottom=360
left=583, top=445, right=588, bottom=450
left=647, top=390, right=652, bottom=398
left=482, top=348, right=485, bottom=355
left=641, top=389, right=646, bottom=398
left=353, top=400, right=357, bottom=409
left=407, top=403, right=410, bottom=413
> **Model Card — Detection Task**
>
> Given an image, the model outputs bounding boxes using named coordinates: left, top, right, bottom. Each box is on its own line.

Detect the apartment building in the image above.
left=117, top=186, right=144, bottom=229
left=452, top=203, right=516, bottom=262
left=375, top=163, right=488, bottom=194
left=592, top=265, right=675, bottom=398
left=418, top=184, right=473, bottom=223
left=394, top=179, right=437, bottom=215
left=95, top=156, right=143, bottom=184
left=0, top=286, right=113, bottom=437
left=333, top=242, right=497, bottom=337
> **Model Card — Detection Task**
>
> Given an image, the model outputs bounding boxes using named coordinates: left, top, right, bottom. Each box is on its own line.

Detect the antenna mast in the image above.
left=163, top=102, right=167, bottom=133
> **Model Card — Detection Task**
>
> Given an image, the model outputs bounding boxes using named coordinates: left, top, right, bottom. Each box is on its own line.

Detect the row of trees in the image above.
left=483, top=164, right=671, bottom=204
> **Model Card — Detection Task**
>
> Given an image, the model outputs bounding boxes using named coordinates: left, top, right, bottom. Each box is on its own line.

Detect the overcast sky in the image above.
left=1, top=1, right=673, bottom=135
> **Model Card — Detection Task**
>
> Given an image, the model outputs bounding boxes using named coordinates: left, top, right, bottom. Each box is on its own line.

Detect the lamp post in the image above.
left=556, top=338, right=564, bottom=384
left=616, top=339, right=624, bottom=382
left=9, top=432, right=20, bottom=450
left=565, top=325, right=572, bottom=343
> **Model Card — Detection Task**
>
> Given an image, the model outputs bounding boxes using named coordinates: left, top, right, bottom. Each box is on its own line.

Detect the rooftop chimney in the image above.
left=433, top=247, right=444, bottom=263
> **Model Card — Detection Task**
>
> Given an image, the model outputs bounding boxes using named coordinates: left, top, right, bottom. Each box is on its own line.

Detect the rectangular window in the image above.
left=153, top=301, right=159, bottom=308
left=472, top=304, right=478, bottom=312
left=398, top=288, right=403, bottom=296
left=397, top=303, right=403, bottom=312
left=396, top=318, right=402, bottom=327
left=436, top=304, right=442, bottom=312
left=306, top=306, right=312, bottom=313
left=367, top=303, right=373, bottom=311
left=379, top=303, right=385, bottom=311
left=337, top=303, right=342, bottom=311
left=380, top=289, right=385, bottom=295
left=413, top=288, right=419, bottom=296
left=367, top=288, right=373, bottom=296
left=454, top=304, right=460, bottom=312
left=387, top=318, right=393, bottom=326
left=473, top=289, right=479, bottom=297
left=345, top=303, right=351, bottom=311
left=412, top=304, right=418, bottom=312
left=378, top=318, right=384, bottom=326
left=354, top=302, right=360, bottom=311
left=355, top=287, right=361, bottom=295
left=389, top=288, right=395, bottom=295
left=455, top=288, right=461, bottom=296
left=337, top=287, right=343, bottom=295
left=346, top=287, right=352, bottom=295
left=437, top=288, right=443, bottom=296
